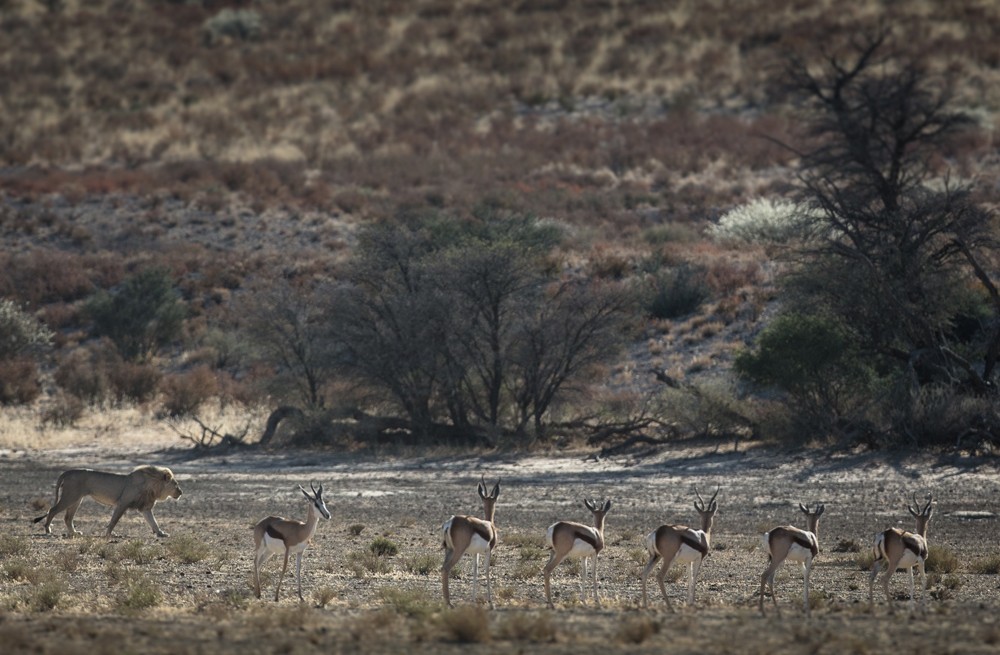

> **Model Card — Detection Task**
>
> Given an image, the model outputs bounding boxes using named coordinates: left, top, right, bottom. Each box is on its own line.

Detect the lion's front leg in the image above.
left=142, top=508, right=168, bottom=537
left=104, top=503, right=129, bottom=538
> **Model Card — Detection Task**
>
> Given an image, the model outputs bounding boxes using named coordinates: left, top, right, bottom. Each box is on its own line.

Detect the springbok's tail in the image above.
left=33, top=471, right=67, bottom=523
left=872, top=532, right=886, bottom=563
left=442, top=516, right=455, bottom=550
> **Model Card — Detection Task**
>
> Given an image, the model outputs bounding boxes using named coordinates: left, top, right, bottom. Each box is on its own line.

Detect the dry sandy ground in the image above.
left=1, top=434, right=999, bottom=654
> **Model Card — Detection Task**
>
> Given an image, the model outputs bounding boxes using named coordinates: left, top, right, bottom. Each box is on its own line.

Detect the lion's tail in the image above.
left=33, top=471, right=68, bottom=523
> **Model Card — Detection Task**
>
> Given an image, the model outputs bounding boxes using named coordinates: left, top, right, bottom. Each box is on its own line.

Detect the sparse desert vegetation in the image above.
left=2, top=446, right=1000, bottom=654
left=1, top=0, right=1000, bottom=653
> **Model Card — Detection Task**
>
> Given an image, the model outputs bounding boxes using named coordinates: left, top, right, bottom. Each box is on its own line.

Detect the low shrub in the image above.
left=0, top=298, right=53, bottom=359
left=160, top=365, right=218, bottom=417
left=369, top=537, right=399, bottom=558
left=709, top=197, right=817, bottom=244
left=29, top=578, right=65, bottom=612
left=645, top=264, right=709, bottom=319
left=402, top=553, right=439, bottom=576
left=347, top=550, right=391, bottom=577
left=203, top=9, right=262, bottom=45
left=926, top=545, right=960, bottom=574
left=166, top=534, right=210, bottom=564
left=54, top=347, right=110, bottom=405
left=41, top=392, right=85, bottom=427
left=0, top=358, right=42, bottom=405
left=117, top=573, right=162, bottom=613
left=108, top=361, right=161, bottom=405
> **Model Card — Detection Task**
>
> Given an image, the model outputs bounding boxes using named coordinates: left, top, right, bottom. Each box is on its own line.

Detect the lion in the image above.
left=33, top=465, right=182, bottom=538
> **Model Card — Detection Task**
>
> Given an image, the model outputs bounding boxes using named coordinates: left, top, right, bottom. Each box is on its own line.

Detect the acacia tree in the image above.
left=86, top=267, right=185, bottom=362
left=333, top=219, right=455, bottom=438
left=240, top=279, right=336, bottom=410
left=766, top=30, right=999, bottom=440
left=510, top=281, right=632, bottom=437
left=332, top=212, right=628, bottom=442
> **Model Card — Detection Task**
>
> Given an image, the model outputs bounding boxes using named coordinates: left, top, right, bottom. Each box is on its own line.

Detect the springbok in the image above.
left=868, top=493, right=933, bottom=613
left=253, top=483, right=331, bottom=602
left=543, top=498, right=613, bottom=609
left=758, top=502, right=824, bottom=616
left=641, top=487, right=720, bottom=610
left=441, top=477, right=501, bottom=608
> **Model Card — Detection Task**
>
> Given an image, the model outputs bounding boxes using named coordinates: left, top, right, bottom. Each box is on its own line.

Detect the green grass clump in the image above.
left=166, top=534, right=210, bottom=564
left=347, top=550, right=391, bottom=577
left=29, top=578, right=65, bottom=612
left=369, top=537, right=399, bottom=557
left=117, top=573, right=162, bottom=613
left=402, top=553, right=440, bottom=576
left=510, top=561, right=540, bottom=581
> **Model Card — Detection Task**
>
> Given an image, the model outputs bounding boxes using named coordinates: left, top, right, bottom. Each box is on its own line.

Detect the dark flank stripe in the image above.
left=792, top=533, right=818, bottom=557
left=902, top=533, right=927, bottom=559
left=471, top=521, right=495, bottom=546
left=265, top=524, right=285, bottom=540
left=573, top=527, right=601, bottom=552
left=679, top=532, right=710, bottom=557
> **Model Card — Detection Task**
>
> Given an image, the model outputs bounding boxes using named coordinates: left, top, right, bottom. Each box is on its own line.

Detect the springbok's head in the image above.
left=299, top=482, right=331, bottom=520
left=694, top=486, right=720, bottom=516
left=798, top=502, right=825, bottom=535
left=694, top=486, right=721, bottom=530
left=907, top=492, right=933, bottom=535
left=584, top=498, right=613, bottom=529
left=477, top=475, right=501, bottom=501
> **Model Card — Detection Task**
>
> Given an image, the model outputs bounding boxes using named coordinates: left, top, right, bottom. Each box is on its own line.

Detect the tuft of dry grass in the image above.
left=402, top=553, right=439, bottom=576
left=0, top=536, right=30, bottom=558
left=165, top=534, right=211, bottom=564
left=496, top=611, right=558, bottom=643
left=926, top=545, right=960, bottom=574
left=116, top=572, right=162, bottom=614
left=313, top=586, right=338, bottom=608
left=378, top=588, right=437, bottom=620
left=970, top=553, right=1000, bottom=575
left=616, top=616, right=661, bottom=644
left=437, top=605, right=491, bottom=643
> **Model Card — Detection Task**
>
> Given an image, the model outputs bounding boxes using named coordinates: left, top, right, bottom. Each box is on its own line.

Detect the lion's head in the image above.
left=130, top=465, right=182, bottom=508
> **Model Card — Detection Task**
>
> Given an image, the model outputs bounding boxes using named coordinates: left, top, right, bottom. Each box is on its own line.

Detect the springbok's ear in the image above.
left=815, top=504, right=825, bottom=517
left=584, top=499, right=596, bottom=512
left=602, top=499, right=612, bottom=512
left=491, top=480, right=501, bottom=499
left=799, top=503, right=809, bottom=514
